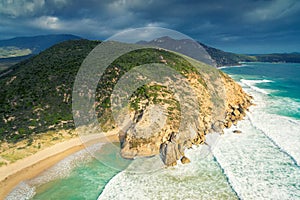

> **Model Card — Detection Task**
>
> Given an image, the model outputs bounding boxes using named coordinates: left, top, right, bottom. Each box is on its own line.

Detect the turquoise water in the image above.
left=32, top=143, right=131, bottom=200
left=7, top=62, right=300, bottom=200
left=6, top=143, right=131, bottom=200
left=27, top=141, right=238, bottom=200
left=222, top=62, right=300, bottom=119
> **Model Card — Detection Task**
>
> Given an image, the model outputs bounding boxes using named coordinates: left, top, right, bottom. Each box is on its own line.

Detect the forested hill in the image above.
left=0, top=39, right=100, bottom=142
left=199, top=42, right=256, bottom=67
left=200, top=42, right=300, bottom=67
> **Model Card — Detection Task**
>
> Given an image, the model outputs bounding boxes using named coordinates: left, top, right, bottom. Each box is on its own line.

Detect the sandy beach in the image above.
left=0, top=132, right=119, bottom=199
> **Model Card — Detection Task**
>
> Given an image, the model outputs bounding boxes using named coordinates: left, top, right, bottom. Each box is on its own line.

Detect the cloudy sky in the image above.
left=0, top=0, right=299, bottom=53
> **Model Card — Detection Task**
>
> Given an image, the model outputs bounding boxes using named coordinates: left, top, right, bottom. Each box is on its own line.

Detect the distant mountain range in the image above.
left=200, top=42, right=300, bottom=67
left=0, top=34, right=81, bottom=54
left=139, top=36, right=300, bottom=67
left=0, top=34, right=299, bottom=72
left=0, top=34, right=81, bottom=72
left=137, top=36, right=216, bottom=67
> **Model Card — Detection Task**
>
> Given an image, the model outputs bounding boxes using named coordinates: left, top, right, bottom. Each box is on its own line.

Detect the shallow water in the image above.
left=6, top=143, right=131, bottom=200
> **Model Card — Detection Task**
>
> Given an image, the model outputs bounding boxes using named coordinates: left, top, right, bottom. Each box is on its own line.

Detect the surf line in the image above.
left=212, top=155, right=241, bottom=200
left=247, top=113, right=300, bottom=168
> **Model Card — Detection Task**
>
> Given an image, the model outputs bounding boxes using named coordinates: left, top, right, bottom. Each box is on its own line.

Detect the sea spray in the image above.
left=213, top=113, right=300, bottom=199
left=246, top=90, right=300, bottom=166
left=98, top=145, right=238, bottom=200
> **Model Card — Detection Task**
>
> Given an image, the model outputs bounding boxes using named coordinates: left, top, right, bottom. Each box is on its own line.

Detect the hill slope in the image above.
left=138, top=36, right=300, bottom=66
left=200, top=43, right=300, bottom=66
left=199, top=42, right=257, bottom=67
left=0, top=40, right=99, bottom=142
left=0, top=40, right=252, bottom=166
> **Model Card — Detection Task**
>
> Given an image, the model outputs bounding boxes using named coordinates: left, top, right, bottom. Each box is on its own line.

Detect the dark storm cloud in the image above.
left=0, top=0, right=299, bottom=53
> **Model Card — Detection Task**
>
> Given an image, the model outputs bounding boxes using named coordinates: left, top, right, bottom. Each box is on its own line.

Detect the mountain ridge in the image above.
left=0, top=34, right=82, bottom=73
left=137, top=36, right=300, bottom=67
left=0, top=34, right=82, bottom=54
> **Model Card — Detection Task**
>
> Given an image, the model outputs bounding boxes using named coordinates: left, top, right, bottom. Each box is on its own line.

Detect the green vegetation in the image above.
left=0, top=46, right=32, bottom=59
left=201, top=42, right=300, bottom=66
left=0, top=161, right=6, bottom=167
left=0, top=40, right=100, bottom=142
left=200, top=42, right=256, bottom=67
left=0, top=40, right=207, bottom=144
left=254, top=53, right=300, bottom=63
left=95, top=48, right=202, bottom=127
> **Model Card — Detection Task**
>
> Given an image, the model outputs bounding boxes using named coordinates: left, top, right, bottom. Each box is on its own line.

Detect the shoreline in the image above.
left=0, top=132, right=119, bottom=199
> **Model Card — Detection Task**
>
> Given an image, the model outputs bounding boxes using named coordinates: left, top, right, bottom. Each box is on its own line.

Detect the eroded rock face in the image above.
left=160, top=141, right=182, bottom=166
left=119, top=67, right=252, bottom=166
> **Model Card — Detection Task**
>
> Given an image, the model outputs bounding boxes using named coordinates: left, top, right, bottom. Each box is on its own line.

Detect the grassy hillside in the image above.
left=0, top=39, right=254, bottom=167
left=0, top=40, right=214, bottom=143
left=0, top=40, right=100, bottom=142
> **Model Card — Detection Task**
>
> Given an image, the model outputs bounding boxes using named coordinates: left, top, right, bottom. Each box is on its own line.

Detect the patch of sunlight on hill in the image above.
left=0, top=46, right=32, bottom=58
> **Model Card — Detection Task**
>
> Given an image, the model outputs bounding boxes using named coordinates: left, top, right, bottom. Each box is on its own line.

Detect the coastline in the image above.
left=0, top=131, right=119, bottom=199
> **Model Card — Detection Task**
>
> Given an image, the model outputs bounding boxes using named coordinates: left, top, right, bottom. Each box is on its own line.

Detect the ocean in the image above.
left=6, top=62, right=300, bottom=200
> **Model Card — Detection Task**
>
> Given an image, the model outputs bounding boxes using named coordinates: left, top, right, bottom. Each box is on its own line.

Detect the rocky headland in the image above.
left=109, top=48, right=253, bottom=166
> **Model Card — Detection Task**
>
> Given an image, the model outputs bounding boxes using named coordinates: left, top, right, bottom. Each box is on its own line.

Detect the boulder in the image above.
left=226, top=121, right=233, bottom=128
left=181, top=156, right=191, bottom=164
left=233, top=109, right=240, bottom=116
left=160, top=141, right=181, bottom=166
left=233, top=130, right=242, bottom=134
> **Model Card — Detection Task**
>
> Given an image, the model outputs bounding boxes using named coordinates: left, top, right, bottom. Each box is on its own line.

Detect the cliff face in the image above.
left=115, top=51, right=252, bottom=166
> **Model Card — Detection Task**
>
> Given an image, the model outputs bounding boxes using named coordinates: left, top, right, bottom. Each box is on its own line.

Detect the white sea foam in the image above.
left=210, top=79, right=300, bottom=199
left=240, top=79, right=274, bottom=95
left=245, top=87, right=300, bottom=166
left=213, top=116, right=300, bottom=199
left=5, top=143, right=104, bottom=200
left=218, top=64, right=249, bottom=69
left=98, top=146, right=237, bottom=200
left=5, top=182, right=36, bottom=200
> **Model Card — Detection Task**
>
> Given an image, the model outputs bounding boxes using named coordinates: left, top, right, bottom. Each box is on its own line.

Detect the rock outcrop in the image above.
left=104, top=47, right=253, bottom=166
left=181, top=156, right=191, bottom=164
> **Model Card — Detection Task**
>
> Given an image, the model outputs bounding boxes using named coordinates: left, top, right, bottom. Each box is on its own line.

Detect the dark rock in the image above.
left=181, top=156, right=191, bottom=164
left=178, top=143, right=184, bottom=156
left=233, top=130, right=242, bottom=134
